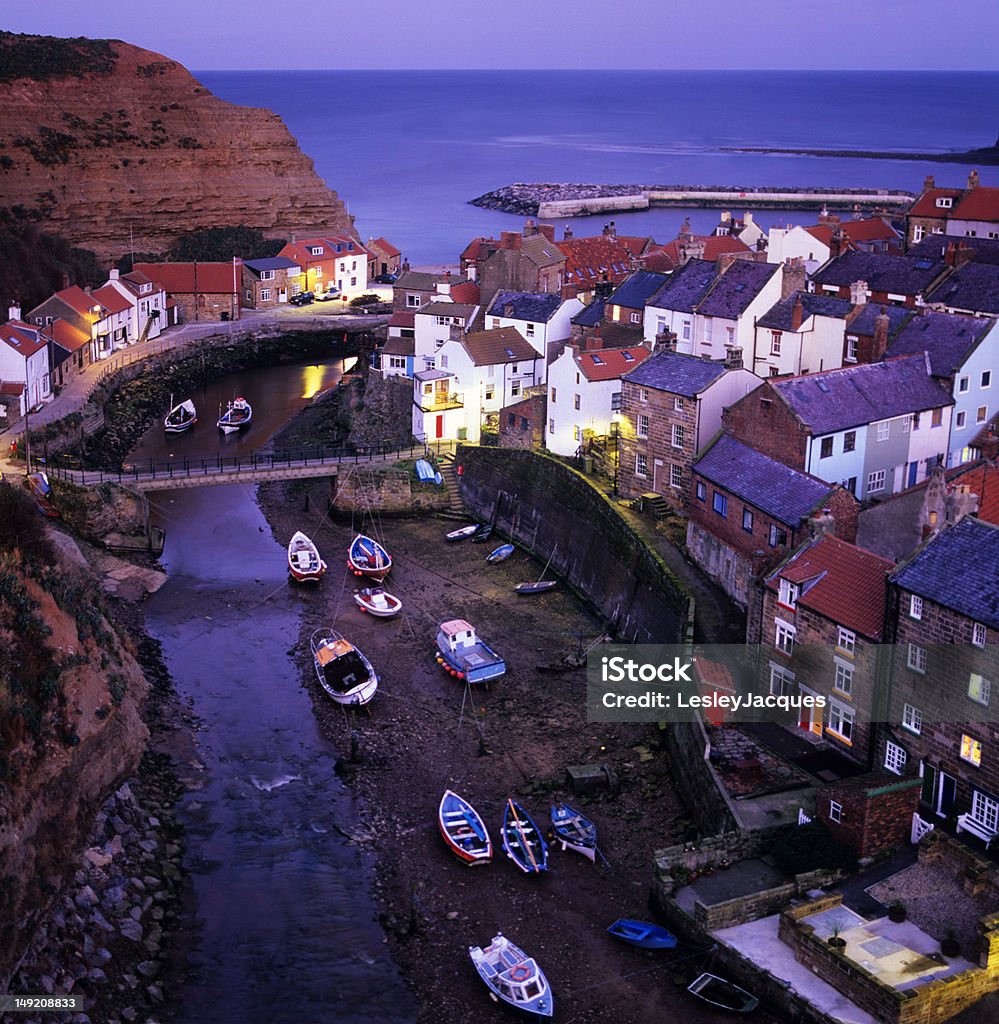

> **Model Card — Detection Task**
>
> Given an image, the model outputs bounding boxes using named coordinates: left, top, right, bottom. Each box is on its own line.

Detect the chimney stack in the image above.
left=791, top=296, right=804, bottom=331
left=781, top=257, right=806, bottom=299
left=829, top=225, right=847, bottom=259
left=923, top=175, right=936, bottom=193
left=654, top=330, right=678, bottom=353
left=523, top=218, right=537, bottom=236
left=849, top=280, right=869, bottom=305
left=538, top=223, right=555, bottom=242
left=872, top=306, right=890, bottom=360
left=586, top=333, right=604, bottom=351
left=8, top=304, right=21, bottom=322
left=968, top=169, right=981, bottom=190
left=809, top=507, right=837, bottom=538
left=563, top=224, right=573, bottom=241
left=724, top=346, right=744, bottom=370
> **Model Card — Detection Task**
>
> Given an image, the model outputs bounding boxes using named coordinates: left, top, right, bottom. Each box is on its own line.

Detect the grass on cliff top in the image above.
left=0, top=33, right=116, bottom=83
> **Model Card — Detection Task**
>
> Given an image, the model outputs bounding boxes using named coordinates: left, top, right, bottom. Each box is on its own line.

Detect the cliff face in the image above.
left=0, top=34, right=353, bottom=261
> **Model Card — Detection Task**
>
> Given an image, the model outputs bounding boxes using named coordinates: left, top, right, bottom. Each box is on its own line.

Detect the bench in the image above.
left=957, top=812, right=997, bottom=849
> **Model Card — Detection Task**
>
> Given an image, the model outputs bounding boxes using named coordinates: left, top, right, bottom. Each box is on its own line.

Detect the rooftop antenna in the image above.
left=129, top=222, right=135, bottom=271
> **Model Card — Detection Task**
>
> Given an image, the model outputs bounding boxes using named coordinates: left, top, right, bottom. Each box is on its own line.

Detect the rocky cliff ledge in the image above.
left=0, top=33, right=353, bottom=260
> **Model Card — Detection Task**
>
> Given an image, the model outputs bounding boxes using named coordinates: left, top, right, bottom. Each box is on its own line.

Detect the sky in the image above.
left=4, top=0, right=999, bottom=71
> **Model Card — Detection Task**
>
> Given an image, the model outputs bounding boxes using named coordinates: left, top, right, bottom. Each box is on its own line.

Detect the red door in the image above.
left=435, top=414, right=444, bottom=440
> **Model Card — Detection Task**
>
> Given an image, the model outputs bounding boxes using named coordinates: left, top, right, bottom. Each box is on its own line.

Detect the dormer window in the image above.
left=778, top=579, right=799, bottom=609
left=936, top=197, right=953, bottom=209
left=309, top=246, right=324, bottom=256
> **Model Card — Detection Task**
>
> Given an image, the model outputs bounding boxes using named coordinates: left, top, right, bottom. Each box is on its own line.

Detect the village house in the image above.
left=616, top=349, right=761, bottom=509
left=89, top=283, right=134, bottom=359
left=908, top=233, right=999, bottom=266
left=905, top=170, right=999, bottom=246
left=477, top=228, right=567, bottom=305
left=0, top=310, right=51, bottom=416
left=391, top=270, right=467, bottom=313
left=923, top=259, right=999, bottom=317
left=365, top=236, right=402, bottom=281
left=101, top=268, right=169, bottom=342
left=840, top=301, right=912, bottom=366
left=722, top=355, right=954, bottom=501
left=809, top=250, right=950, bottom=308
left=712, top=210, right=767, bottom=250
left=752, top=532, right=894, bottom=766
left=241, top=256, right=301, bottom=308
left=498, top=394, right=545, bottom=451
left=133, top=261, right=238, bottom=322
left=751, top=291, right=854, bottom=378
left=588, top=271, right=668, bottom=349
left=412, top=301, right=480, bottom=373
left=26, top=285, right=99, bottom=381
left=484, top=290, right=583, bottom=362
left=650, top=217, right=755, bottom=267
left=376, top=335, right=416, bottom=379
left=278, top=236, right=368, bottom=299
left=686, top=433, right=859, bottom=608
left=767, top=214, right=901, bottom=274
left=556, top=233, right=637, bottom=301
left=545, top=342, right=650, bottom=457
left=885, top=516, right=999, bottom=845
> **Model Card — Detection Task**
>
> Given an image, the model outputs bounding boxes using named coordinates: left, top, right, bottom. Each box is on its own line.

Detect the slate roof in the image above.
left=844, top=303, right=913, bottom=338
left=885, top=310, right=995, bottom=378
left=767, top=534, right=894, bottom=639
left=134, top=262, right=238, bottom=294
left=811, top=252, right=948, bottom=296
left=647, top=258, right=718, bottom=313
left=694, top=434, right=838, bottom=528
left=771, top=353, right=953, bottom=434
left=606, top=271, right=670, bottom=309
left=907, top=236, right=999, bottom=266
left=395, top=271, right=446, bottom=291
left=623, top=349, right=727, bottom=396
left=460, top=327, right=537, bottom=366
left=574, top=346, right=649, bottom=382
left=572, top=298, right=605, bottom=328
left=382, top=335, right=414, bottom=356
left=892, top=517, right=999, bottom=628
left=416, top=301, right=477, bottom=320
left=243, top=256, right=299, bottom=274
left=488, top=290, right=563, bottom=323
left=924, top=262, right=999, bottom=315
left=697, top=260, right=779, bottom=318
left=757, top=292, right=853, bottom=331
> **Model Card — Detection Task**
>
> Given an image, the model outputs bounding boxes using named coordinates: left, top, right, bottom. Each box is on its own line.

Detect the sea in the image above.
left=196, top=70, right=999, bottom=264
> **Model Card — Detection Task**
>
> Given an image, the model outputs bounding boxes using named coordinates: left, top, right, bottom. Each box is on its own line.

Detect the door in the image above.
left=937, top=771, right=957, bottom=818
left=907, top=461, right=918, bottom=487
left=435, top=414, right=444, bottom=440
left=920, top=763, right=936, bottom=808
left=797, top=685, right=823, bottom=735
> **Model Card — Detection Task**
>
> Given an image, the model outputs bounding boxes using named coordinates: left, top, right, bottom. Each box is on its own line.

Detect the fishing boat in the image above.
left=347, top=533, right=392, bottom=581
left=217, top=396, right=252, bottom=434
left=438, top=790, right=492, bottom=866
left=310, top=627, right=378, bottom=706
left=550, top=802, right=597, bottom=862
left=353, top=587, right=402, bottom=618
left=26, top=472, right=60, bottom=518
left=287, top=531, right=326, bottom=583
left=445, top=523, right=480, bottom=542
left=470, top=523, right=493, bottom=543
left=514, top=580, right=558, bottom=595
left=435, top=619, right=506, bottom=684
left=502, top=799, right=548, bottom=874
left=469, top=933, right=553, bottom=1019
left=486, top=543, right=515, bottom=564
left=606, top=919, right=678, bottom=950
left=687, top=973, right=759, bottom=1014
left=164, top=397, right=197, bottom=434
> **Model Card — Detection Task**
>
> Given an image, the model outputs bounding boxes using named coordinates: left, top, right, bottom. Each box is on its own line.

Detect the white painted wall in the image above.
left=696, top=370, right=763, bottom=449
left=950, top=328, right=998, bottom=465
left=545, top=348, right=620, bottom=456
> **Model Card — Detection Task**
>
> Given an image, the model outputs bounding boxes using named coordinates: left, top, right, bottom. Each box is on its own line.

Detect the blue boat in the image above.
left=435, top=619, right=506, bottom=684
left=486, top=543, right=514, bottom=564
left=550, top=802, right=597, bottom=862
left=607, top=919, right=678, bottom=950
left=438, top=790, right=492, bottom=866
left=348, top=533, right=392, bottom=581
left=469, top=934, right=553, bottom=1019
left=502, top=799, right=548, bottom=874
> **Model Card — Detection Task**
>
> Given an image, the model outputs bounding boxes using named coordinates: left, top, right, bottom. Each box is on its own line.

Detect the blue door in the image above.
left=907, top=461, right=918, bottom=488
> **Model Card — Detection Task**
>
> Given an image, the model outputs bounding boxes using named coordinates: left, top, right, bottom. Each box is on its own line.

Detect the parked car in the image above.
left=373, top=273, right=398, bottom=284
left=289, top=291, right=315, bottom=306
left=315, top=288, right=342, bottom=302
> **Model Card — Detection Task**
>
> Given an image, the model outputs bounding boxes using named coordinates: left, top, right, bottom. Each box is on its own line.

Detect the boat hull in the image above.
left=688, top=973, right=758, bottom=1013
left=438, top=790, right=492, bottom=865
left=217, top=397, right=252, bottom=433
left=288, top=531, right=326, bottom=583
left=607, top=919, right=678, bottom=950
left=445, top=524, right=479, bottom=542
left=515, top=580, right=558, bottom=595
left=353, top=588, right=402, bottom=617
left=348, top=533, right=392, bottom=581
left=486, top=544, right=514, bottom=563
left=502, top=800, right=548, bottom=873
left=470, top=935, right=553, bottom=1019
left=551, top=803, right=597, bottom=861
left=164, top=399, right=197, bottom=434
left=310, top=628, right=378, bottom=706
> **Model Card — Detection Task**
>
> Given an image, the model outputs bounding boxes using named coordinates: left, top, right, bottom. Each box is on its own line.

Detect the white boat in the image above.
left=287, top=531, right=326, bottom=583
left=164, top=397, right=197, bottom=434
left=217, top=396, right=252, bottom=433
left=310, top=627, right=378, bottom=706
left=353, top=587, right=402, bottom=617
left=469, top=933, right=553, bottom=1018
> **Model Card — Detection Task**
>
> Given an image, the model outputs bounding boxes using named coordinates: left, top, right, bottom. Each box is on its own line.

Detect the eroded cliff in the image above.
left=0, top=33, right=353, bottom=261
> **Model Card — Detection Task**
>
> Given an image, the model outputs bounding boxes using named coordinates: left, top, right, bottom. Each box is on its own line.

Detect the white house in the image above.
left=100, top=268, right=168, bottom=345
left=0, top=311, right=51, bottom=416
left=413, top=301, right=479, bottom=372
left=412, top=368, right=464, bottom=444
left=752, top=291, right=854, bottom=377
left=545, top=343, right=651, bottom=456
left=484, top=290, right=583, bottom=367
left=767, top=217, right=901, bottom=275
left=91, top=283, right=136, bottom=358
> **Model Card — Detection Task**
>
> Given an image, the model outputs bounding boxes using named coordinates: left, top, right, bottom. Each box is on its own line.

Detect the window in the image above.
left=549, top=418, right=555, bottom=433
left=309, top=246, right=323, bottom=255
left=902, top=703, right=922, bottom=735
left=936, top=197, right=953, bottom=209
left=742, top=508, right=754, bottom=533
left=611, top=391, right=622, bottom=412
left=639, top=388, right=649, bottom=403
left=637, top=414, right=649, bottom=438
left=913, top=225, right=925, bottom=243
left=635, top=453, right=648, bottom=478
left=867, top=469, right=886, bottom=493
left=259, top=288, right=271, bottom=301
left=959, top=376, right=970, bottom=394
left=969, top=674, right=991, bottom=706
left=885, top=741, right=907, bottom=775
left=770, top=331, right=782, bottom=355
left=912, top=413, right=921, bottom=431
left=510, top=382, right=521, bottom=397
left=695, top=481, right=706, bottom=501
left=673, top=397, right=683, bottom=412
left=846, top=337, right=858, bottom=363
left=491, top=318, right=501, bottom=329
left=971, top=791, right=999, bottom=832
left=829, top=800, right=843, bottom=824
left=834, top=660, right=854, bottom=697
left=406, top=294, right=421, bottom=308
left=246, top=289, right=254, bottom=302
left=768, top=524, right=788, bottom=547
left=778, top=578, right=798, bottom=607
left=574, top=394, right=581, bottom=411
left=877, top=419, right=890, bottom=441
left=770, top=664, right=794, bottom=696
left=843, top=431, right=856, bottom=453
left=775, top=618, right=795, bottom=655
left=956, top=411, right=967, bottom=429
left=961, top=734, right=983, bottom=767
left=837, top=627, right=856, bottom=655
left=669, top=464, right=683, bottom=489
left=573, top=426, right=581, bottom=441
left=910, top=595, right=923, bottom=620
left=827, top=701, right=855, bottom=743
left=712, top=492, right=728, bottom=518
left=726, top=326, right=735, bottom=345
left=930, top=408, right=942, bottom=428
left=484, top=387, right=494, bottom=401
left=526, top=323, right=536, bottom=337
left=820, top=437, right=833, bottom=459
left=704, top=318, right=713, bottom=342
left=977, top=406, right=988, bottom=424
left=260, top=269, right=275, bottom=281
left=671, top=424, right=684, bottom=448
left=983, top=370, right=993, bottom=389
left=682, top=319, right=691, bottom=340
left=550, top=387, right=557, bottom=403
left=973, top=622, right=987, bottom=647
left=902, top=415, right=910, bottom=433
left=907, top=644, right=927, bottom=673
left=388, top=355, right=406, bottom=370
left=630, top=312, right=641, bottom=324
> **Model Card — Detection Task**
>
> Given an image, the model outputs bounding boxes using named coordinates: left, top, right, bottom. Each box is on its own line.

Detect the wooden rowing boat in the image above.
left=438, top=790, right=492, bottom=865
left=353, top=587, right=402, bottom=618
left=687, top=973, right=758, bottom=1013
left=550, top=802, right=597, bottom=861
left=287, top=530, right=326, bottom=583
left=348, top=533, right=392, bottom=581
left=502, top=799, right=548, bottom=874
left=606, top=919, right=678, bottom=950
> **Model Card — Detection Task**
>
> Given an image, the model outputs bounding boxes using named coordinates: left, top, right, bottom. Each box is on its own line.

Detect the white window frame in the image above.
left=671, top=424, right=684, bottom=449
left=775, top=618, right=795, bottom=655
left=846, top=337, right=858, bottom=363
left=961, top=734, right=983, bottom=767
left=637, top=414, right=650, bottom=439
left=877, top=419, right=890, bottom=442
left=971, top=791, right=999, bottom=832
left=958, top=375, right=970, bottom=394
left=969, top=673, right=991, bottom=706
left=259, top=288, right=271, bottom=302
left=778, top=579, right=799, bottom=608
left=635, top=453, right=648, bottom=478
left=673, top=397, right=683, bottom=412
left=907, top=644, right=927, bottom=674
left=827, top=700, right=855, bottom=743
left=973, top=622, right=987, bottom=647
left=669, top=464, right=683, bottom=490
left=770, top=663, right=795, bottom=696
left=956, top=411, right=967, bottom=429
left=260, top=269, right=275, bottom=282
left=837, top=627, right=856, bottom=656
left=884, top=741, right=907, bottom=775
left=834, top=658, right=854, bottom=697
left=639, top=387, right=649, bottom=403
left=867, top=469, right=887, bottom=493
left=910, top=595, right=923, bottom=620
left=902, top=703, right=922, bottom=735
left=829, top=800, right=843, bottom=824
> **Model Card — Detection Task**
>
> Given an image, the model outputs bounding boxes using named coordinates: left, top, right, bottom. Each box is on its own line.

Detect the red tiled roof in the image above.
left=908, top=188, right=964, bottom=218
left=278, top=236, right=367, bottom=267
left=658, top=235, right=752, bottom=263
left=92, top=284, right=132, bottom=315
left=53, top=284, right=97, bottom=316
left=947, top=460, right=999, bottom=527
left=366, top=236, right=400, bottom=258
left=953, top=186, right=999, bottom=222
left=461, top=235, right=522, bottom=262
left=0, top=321, right=47, bottom=358
left=388, top=311, right=416, bottom=329
left=461, top=326, right=537, bottom=366
left=557, top=236, right=635, bottom=286
left=134, top=262, right=239, bottom=295
left=641, top=249, right=679, bottom=273
left=614, top=235, right=656, bottom=257
left=0, top=381, right=24, bottom=396
left=575, top=345, right=650, bottom=382
left=805, top=218, right=900, bottom=246
left=45, top=319, right=90, bottom=354
left=768, top=533, right=894, bottom=639
left=449, top=281, right=480, bottom=304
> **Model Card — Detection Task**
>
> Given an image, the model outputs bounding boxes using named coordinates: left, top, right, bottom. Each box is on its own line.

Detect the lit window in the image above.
left=669, top=464, right=683, bottom=489
left=827, top=701, right=854, bottom=743
left=829, top=801, right=843, bottom=824
left=777, top=579, right=798, bottom=608
left=969, top=674, right=991, bottom=706
left=637, top=414, right=649, bottom=438
left=834, top=660, right=854, bottom=696
left=636, top=453, right=648, bottom=478
left=671, top=424, right=684, bottom=448
left=907, top=644, right=927, bottom=673
left=910, top=595, right=923, bottom=620
left=712, top=492, right=728, bottom=518
left=973, top=622, right=987, bottom=647
left=884, top=741, right=907, bottom=775
left=775, top=619, right=795, bottom=655
left=960, top=734, right=983, bottom=767
left=902, top=703, right=922, bottom=734
left=837, top=628, right=856, bottom=655
left=695, top=481, right=706, bottom=501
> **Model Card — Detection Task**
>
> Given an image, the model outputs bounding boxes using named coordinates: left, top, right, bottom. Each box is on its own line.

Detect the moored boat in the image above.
left=435, top=619, right=506, bottom=684
left=26, top=472, right=60, bottom=518
left=607, top=919, right=678, bottom=950
left=502, top=799, right=548, bottom=874
left=310, top=627, right=378, bottom=706
left=687, top=973, right=759, bottom=1013
left=287, top=530, right=326, bottom=582
left=348, top=533, right=392, bottom=581
left=514, top=580, right=558, bottom=595
left=445, top=523, right=480, bottom=542
left=438, top=790, right=492, bottom=865
left=550, top=802, right=597, bottom=861
left=164, top=397, right=197, bottom=434
left=469, top=933, right=553, bottom=1019
left=470, top=523, right=493, bottom=543
left=217, top=396, right=252, bottom=434
left=353, top=587, right=402, bottom=618
left=486, top=543, right=515, bottom=564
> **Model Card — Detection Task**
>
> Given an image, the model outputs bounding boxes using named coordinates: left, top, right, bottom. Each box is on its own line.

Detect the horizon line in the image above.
left=190, top=66, right=999, bottom=74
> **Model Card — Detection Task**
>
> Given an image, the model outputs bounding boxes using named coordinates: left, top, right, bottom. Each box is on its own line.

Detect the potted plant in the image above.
left=888, top=900, right=907, bottom=923
left=941, top=929, right=960, bottom=958
left=827, top=918, right=847, bottom=949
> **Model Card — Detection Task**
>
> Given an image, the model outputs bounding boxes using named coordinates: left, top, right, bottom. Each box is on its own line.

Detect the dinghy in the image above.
left=470, top=523, right=493, bottom=544
left=438, top=790, right=492, bottom=865
left=550, top=802, right=597, bottom=861
left=514, top=580, right=558, bottom=595
left=502, top=799, right=548, bottom=874
left=353, top=587, right=402, bottom=618
left=486, top=543, right=514, bottom=564
left=445, top=523, right=479, bottom=542
left=688, top=973, right=759, bottom=1014
left=310, top=627, right=378, bottom=706
left=607, top=919, right=678, bottom=950
left=287, top=531, right=326, bottom=583
left=164, top=397, right=197, bottom=434
left=217, top=396, right=252, bottom=434
left=469, top=934, right=553, bottom=1019
left=348, top=533, right=392, bottom=581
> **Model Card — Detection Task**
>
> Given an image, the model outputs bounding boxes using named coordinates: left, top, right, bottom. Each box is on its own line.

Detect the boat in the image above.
left=502, top=799, right=548, bottom=874
left=550, top=802, right=597, bottom=861
left=217, top=396, right=252, bottom=434
left=486, top=543, right=515, bottom=564
left=348, top=533, right=392, bottom=581
left=469, top=933, right=553, bottom=1019
left=287, top=531, right=326, bottom=583
left=470, top=523, right=493, bottom=543
left=435, top=619, right=506, bottom=684
left=26, top=472, right=60, bottom=518
left=353, top=587, right=402, bottom=618
left=438, top=790, right=492, bottom=866
left=687, top=973, right=759, bottom=1014
left=164, top=397, right=197, bottom=434
left=606, top=919, right=678, bottom=950
left=310, top=627, right=378, bottom=706
left=415, top=458, right=443, bottom=485
left=514, top=580, right=558, bottom=595
left=445, top=523, right=480, bottom=542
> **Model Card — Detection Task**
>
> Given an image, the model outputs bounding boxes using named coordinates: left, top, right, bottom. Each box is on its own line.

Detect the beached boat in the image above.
left=438, top=790, right=492, bottom=866
left=310, top=627, right=378, bottom=706
left=469, top=934, right=553, bottom=1019
left=353, top=587, right=402, bottom=618
left=287, top=531, right=326, bottom=583
left=607, top=919, right=678, bottom=950
left=502, top=799, right=548, bottom=874
left=550, top=802, right=597, bottom=862
left=217, top=396, right=252, bottom=434
left=688, top=973, right=759, bottom=1014
left=347, top=533, right=392, bottom=581
left=26, top=472, right=60, bottom=518
left=514, top=580, right=558, bottom=595
left=445, top=523, right=480, bottom=542
left=435, top=619, right=506, bottom=684
left=486, top=543, right=515, bottom=564
left=470, top=523, right=494, bottom=543
left=164, top=397, right=197, bottom=434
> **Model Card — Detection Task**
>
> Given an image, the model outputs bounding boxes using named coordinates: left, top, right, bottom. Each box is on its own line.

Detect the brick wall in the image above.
left=171, top=290, right=239, bottom=323
left=816, top=776, right=920, bottom=858
left=499, top=394, right=545, bottom=450
left=695, top=868, right=841, bottom=930
left=723, top=384, right=809, bottom=470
